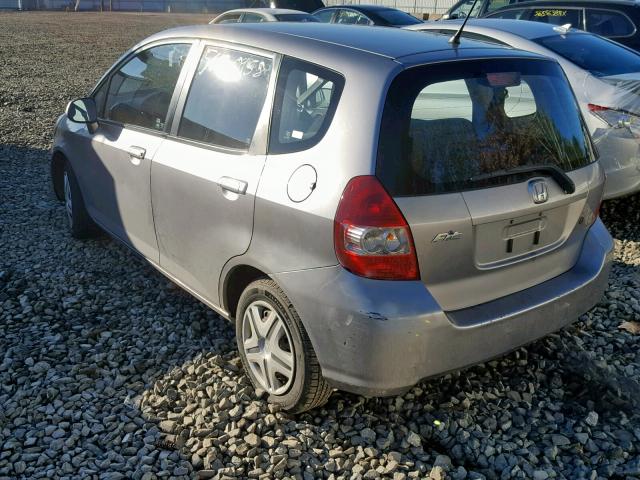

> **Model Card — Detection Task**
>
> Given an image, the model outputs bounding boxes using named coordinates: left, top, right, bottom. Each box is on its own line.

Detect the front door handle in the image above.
left=218, top=176, right=248, bottom=195
left=127, top=146, right=146, bottom=161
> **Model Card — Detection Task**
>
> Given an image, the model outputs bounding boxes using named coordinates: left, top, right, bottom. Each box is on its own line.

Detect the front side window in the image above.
left=536, top=33, right=640, bottom=76
left=269, top=58, right=344, bottom=154
left=178, top=46, right=272, bottom=149
left=487, top=7, right=529, bottom=19
left=104, top=43, right=190, bottom=131
left=217, top=13, right=242, bottom=23
left=585, top=9, right=635, bottom=37
left=242, top=13, right=266, bottom=22
left=449, top=0, right=483, bottom=19
left=485, top=0, right=512, bottom=13
left=530, top=7, right=582, bottom=26
left=314, top=9, right=335, bottom=22
left=377, top=59, right=594, bottom=196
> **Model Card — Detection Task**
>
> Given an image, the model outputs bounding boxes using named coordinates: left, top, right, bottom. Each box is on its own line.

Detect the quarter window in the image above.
left=269, top=58, right=344, bottom=154
left=586, top=9, right=635, bottom=37
left=178, top=46, right=272, bottom=150
left=104, top=43, right=190, bottom=131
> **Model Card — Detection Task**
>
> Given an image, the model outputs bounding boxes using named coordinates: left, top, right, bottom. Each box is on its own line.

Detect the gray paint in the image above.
left=52, top=23, right=614, bottom=396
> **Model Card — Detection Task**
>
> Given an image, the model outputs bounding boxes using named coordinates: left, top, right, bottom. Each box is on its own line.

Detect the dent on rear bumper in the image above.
left=272, top=219, right=614, bottom=397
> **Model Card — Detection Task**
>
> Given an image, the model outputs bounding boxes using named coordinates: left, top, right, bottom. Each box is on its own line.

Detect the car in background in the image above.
left=211, top=8, right=319, bottom=23
left=313, top=4, right=422, bottom=26
left=407, top=19, right=640, bottom=199
left=53, top=22, right=612, bottom=412
left=246, top=0, right=324, bottom=13
left=442, top=0, right=640, bottom=51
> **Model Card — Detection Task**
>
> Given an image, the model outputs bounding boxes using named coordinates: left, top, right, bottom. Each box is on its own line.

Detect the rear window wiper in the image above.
left=468, top=165, right=576, bottom=194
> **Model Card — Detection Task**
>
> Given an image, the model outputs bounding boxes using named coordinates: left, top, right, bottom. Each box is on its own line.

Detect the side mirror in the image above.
left=66, top=97, right=97, bottom=124
left=442, top=13, right=451, bottom=19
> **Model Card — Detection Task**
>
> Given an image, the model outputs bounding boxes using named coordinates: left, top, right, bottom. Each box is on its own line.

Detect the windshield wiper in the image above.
left=468, top=165, right=576, bottom=194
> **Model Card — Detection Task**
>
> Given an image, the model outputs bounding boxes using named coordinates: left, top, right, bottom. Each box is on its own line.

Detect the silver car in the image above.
left=407, top=19, right=640, bottom=200
left=210, top=8, right=320, bottom=24
left=51, top=23, right=613, bottom=412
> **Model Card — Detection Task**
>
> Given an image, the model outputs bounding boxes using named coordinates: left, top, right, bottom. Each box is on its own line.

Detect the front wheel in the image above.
left=236, top=279, right=332, bottom=413
left=63, top=161, right=97, bottom=239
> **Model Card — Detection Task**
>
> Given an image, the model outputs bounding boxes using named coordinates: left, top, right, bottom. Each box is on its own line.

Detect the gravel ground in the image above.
left=1, top=12, right=640, bottom=480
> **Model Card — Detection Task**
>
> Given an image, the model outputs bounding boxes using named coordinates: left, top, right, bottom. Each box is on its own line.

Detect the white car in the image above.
left=210, top=8, right=320, bottom=24
left=407, top=19, right=640, bottom=199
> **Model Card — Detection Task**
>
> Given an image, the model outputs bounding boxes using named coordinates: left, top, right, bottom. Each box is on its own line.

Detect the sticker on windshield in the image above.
left=534, top=9, right=568, bottom=17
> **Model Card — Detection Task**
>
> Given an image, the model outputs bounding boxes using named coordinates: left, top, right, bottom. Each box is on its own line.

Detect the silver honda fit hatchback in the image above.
left=51, top=23, right=613, bottom=412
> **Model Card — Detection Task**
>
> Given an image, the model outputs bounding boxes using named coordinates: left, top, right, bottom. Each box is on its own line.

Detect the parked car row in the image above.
left=54, top=16, right=627, bottom=412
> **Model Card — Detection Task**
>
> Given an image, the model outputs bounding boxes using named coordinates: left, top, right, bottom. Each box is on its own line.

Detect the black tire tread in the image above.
left=63, top=160, right=97, bottom=239
left=238, top=278, right=332, bottom=413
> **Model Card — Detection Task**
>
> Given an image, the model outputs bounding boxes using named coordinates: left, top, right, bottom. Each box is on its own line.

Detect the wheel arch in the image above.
left=222, top=264, right=269, bottom=320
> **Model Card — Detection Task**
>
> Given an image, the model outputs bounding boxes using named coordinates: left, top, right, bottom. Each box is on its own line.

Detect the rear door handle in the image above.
left=218, top=176, right=248, bottom=195
left=127, top=146, right=146, bottom=161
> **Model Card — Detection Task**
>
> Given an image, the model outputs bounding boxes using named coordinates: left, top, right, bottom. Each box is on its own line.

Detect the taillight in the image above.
left=333, top=176, right=420, bottom=281
left=588, top=103, right=639, bottom=131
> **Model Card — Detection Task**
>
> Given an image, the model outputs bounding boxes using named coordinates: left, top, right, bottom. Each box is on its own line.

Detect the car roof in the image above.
left=408, top=18, right=589, bottom=40
left=142, top=22, right=527, bottom=62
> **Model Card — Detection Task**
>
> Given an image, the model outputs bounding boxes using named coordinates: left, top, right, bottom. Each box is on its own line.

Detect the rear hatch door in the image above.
left=377, top=57, right=602, bottom=311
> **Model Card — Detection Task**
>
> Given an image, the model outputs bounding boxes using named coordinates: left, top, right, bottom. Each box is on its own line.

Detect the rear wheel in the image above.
left=63, top=161, right=97, bottom=239
left=236, top=278, right=332, bottom=413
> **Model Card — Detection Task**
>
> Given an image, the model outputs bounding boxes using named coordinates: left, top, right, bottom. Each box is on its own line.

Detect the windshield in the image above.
left=536, top=33, right=640, bottom=77
left=377, top=58, right=595, bottom=196
left=371, top=9, right=422, bottom=25
left=275, top=13, right=319, bottom=21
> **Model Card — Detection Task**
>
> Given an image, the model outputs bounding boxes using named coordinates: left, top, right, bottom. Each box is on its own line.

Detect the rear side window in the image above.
left=371, top=9, right=422, bottom=26
left=485, top=0, right=513, bottom=13
left=377, top=59, right=594, bottom=196
left=536, top=33, right=640, bottom=76
left=586, top=9, right=635, bottom=37
left=178, top=46, right=272, bottom=149
left=217, top=13, right=242, bottom=23
left=241, top=13, right=266, bottom=22
left=269, top=58, right=344, bottom=154
left=104, top=43, right=190, bottom=131
left=530, top=8, right=582, bottom=26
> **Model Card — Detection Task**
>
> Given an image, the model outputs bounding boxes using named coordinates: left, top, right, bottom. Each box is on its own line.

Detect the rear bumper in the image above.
left=272, top=219, right=613, bottom=396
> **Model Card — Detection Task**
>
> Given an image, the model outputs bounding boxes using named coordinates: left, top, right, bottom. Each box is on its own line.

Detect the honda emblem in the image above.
left=529, top=179, right=548, bottom=204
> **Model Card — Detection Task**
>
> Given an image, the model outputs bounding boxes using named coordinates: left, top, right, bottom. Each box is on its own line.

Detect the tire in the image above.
left=236, top=278, right=332, bottom=413
left=63, top=160, right=97, bottom=239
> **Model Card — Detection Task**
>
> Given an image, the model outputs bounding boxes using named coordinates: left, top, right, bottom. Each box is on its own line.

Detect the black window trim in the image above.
left=267, top=56, right=345, bottom=155
left=167, top=40, right=280, bottom=156
left=89, top=38, right=197, bottom=139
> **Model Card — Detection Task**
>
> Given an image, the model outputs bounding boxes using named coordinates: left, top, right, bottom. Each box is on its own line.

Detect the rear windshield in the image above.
left=275, top=13, right=319, bottom=21
left=371, top=9, right=422, bottom=25
left=535, top=33, right=640, bottom=77
left=377, top=58, right=595, bottom=196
